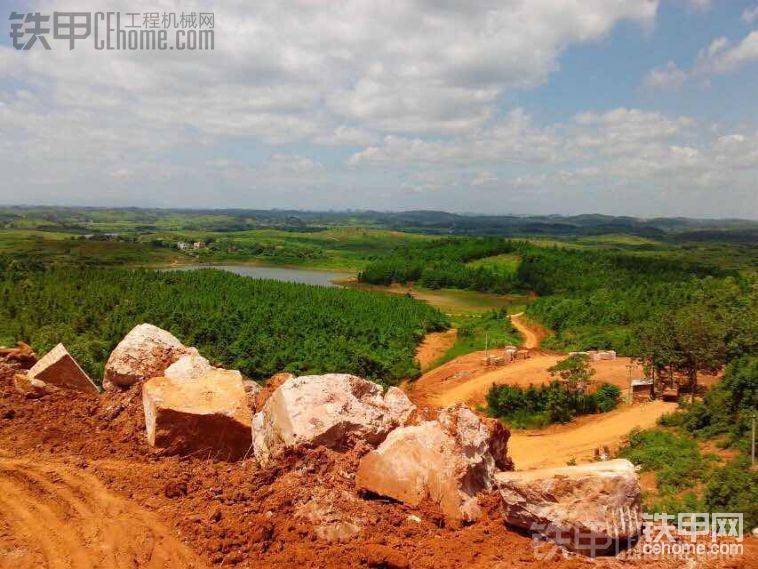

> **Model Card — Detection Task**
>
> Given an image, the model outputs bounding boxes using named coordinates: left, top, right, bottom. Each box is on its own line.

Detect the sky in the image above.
left=0, top=0, right=757, bottom=218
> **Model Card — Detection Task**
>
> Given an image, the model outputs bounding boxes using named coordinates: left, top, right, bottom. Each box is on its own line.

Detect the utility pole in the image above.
left=626, top=363, right=633, bottom=404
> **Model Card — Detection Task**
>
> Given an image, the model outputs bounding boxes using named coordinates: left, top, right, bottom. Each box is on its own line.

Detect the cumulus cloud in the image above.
left=694, top=31, right=758, bottom=74
left=643, top=61, right=688, bottom=90
left=347, top=107, right=757, bottom=216
left=643, top=29, right=758, bottom=91
left=1, top=0, right=756, bottom=217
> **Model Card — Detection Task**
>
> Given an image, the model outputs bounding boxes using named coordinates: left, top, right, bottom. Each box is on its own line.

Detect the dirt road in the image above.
left=508, top=401, right=678, bottom=470
left=414, top=329, right=457, bottom=371
left=508, top=312, right=544, bottom=349
left=411, top=352, right=644, bottom=409
left=0, top=456, right=205, bottom=569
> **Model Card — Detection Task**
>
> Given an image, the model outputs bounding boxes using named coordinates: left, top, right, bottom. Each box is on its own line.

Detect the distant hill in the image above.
left=1, top=206, right=756, bottom=244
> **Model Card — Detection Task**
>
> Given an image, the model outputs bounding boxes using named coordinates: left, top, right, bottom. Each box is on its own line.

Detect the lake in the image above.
left=168, top=264, right=349, bottom=287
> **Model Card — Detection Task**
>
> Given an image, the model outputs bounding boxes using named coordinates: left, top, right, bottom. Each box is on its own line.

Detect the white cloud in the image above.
left=346, top=107, right=758, bottom=216
left=742, top=6, right=758, bottom=24
left=643, top=61, right=687, bottom=90
left=1, top=0, right=756, bottom=217
left=694, top=31, right=758, bottom=74
left=642, top=29, right=758, bottom=91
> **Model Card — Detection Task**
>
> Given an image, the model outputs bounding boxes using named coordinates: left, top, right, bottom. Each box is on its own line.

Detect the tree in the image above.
left=636, top=305, right=727, bottom=404
left=548, top=354, right=595, bottom=393
left=671, top=306, right=727, bottom=404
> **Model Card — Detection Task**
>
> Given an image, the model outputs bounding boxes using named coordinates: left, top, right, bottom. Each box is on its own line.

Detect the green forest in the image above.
left=0, top=259, right=448, bottom=385
left=619, top=356, right=758, bottom=529
left=358, top=238, right=525, bottom=293
left=358, top=237, right=756, bottom=360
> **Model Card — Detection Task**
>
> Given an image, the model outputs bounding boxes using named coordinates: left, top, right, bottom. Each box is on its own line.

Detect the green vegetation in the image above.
left=659, top=356, right=757, bottom=454
left=0, top=261, right=448, bottom=386
left=359, top=238, right=525, bottom=293
left=617, top=356, right=758, bottom=531
left=523, top=246, right=755, bottom=354
left=488, top=356, right=621, bottom=428
left=620, top=429, right=708, bottom=494
left=465, top=253, right=520, bottom=274
left=432, top=309, right=521, bottom=366
left=486, top=380, right=622, bottom=428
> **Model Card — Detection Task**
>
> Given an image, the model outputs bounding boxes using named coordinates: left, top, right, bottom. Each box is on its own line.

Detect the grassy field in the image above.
left=466, top=253, right=521, bottom=274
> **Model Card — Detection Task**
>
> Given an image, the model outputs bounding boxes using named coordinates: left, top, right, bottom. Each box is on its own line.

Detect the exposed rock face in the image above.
left=253, top=372, right=295, bottom=411
left=142, top=369, right=252, bottom=460
left=356, top=405, right=511, bottom=522
left=252, top=374, right=415, bottom=465
left=26, top=344, right=98, bottom=394
left=105, top=324, right=194, bottom=388
left=495, top=459, right=642, bottom=555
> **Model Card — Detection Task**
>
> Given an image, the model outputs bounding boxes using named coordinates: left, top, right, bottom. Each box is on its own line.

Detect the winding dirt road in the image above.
left=508, top=312, right=544, bottom=349
left=0, top=456, right=205, bottom=569
left=508, top=400, right=678, bottom=470
left=408, top=313, right=682, bottom=471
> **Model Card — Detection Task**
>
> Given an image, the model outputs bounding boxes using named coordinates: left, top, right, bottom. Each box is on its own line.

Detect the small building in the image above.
left=630, top=378, right=654, bottom=402
left=177, top=241, right=190, bottom=251
left=193, top=241, right=206, bottom=250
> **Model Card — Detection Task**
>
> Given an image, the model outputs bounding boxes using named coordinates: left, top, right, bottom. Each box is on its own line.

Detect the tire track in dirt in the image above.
left=0, top=458, right=206, bottom=569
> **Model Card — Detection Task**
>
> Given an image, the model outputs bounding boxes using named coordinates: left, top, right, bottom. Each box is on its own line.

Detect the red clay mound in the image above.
left=0, top=363, right=753, bottom=568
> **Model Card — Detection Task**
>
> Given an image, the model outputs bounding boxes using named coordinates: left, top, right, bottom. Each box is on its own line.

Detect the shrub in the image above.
left=595, top=383, right=622, bottom=412
left=705, top=458, right=758, bottom=532
left=619, top=429, right=704, bottom=493
left=487, top=380, right=621, bottom=427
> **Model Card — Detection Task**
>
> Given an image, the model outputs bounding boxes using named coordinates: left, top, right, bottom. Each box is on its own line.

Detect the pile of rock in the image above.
left=13, top=322, right=643, bottom=556
left=0, top=341, right=38, bottom=369
left=103, top=323, right=199, bottom=389
left=102, top=324, right=254, bottom=459
left=569, top=350, right=617, bottom=361
left=356, top=405, right=510, bottom=522
left=14, top=343, right=98, bottom=397
left=251, top=373, right=415, bottom=466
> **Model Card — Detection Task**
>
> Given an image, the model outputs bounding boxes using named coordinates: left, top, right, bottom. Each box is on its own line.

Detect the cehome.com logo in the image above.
left=9, top=11, right=215, bottom=51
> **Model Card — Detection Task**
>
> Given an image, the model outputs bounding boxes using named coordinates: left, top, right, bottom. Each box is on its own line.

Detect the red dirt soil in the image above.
left=414, top=329, right=457, bottom=371
left=0, top=361, right=752, bottom=568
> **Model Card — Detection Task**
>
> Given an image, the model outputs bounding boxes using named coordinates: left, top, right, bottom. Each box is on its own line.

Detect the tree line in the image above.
left=0, top=260, right=448, bottom=386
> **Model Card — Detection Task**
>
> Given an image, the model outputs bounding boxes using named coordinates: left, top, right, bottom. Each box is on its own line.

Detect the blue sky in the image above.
left=1, top=1, right=756, bottom=218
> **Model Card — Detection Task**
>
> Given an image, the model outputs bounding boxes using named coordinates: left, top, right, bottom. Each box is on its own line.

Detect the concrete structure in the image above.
left=630, top=378, right=654, bottom=402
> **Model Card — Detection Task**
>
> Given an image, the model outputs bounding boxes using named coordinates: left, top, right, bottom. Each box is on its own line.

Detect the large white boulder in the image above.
left=164, top=353, right=213, bottom=381
left=164, top=353, right=243, bottom=383
left=251, top=374, right=415, bottom=465
left=104, top=324, right=195, bottom=388
left=496, top=459, right=642, bottom=554
left=356, top=405, right=511, bottom=523
left=142, top=369, right=252, bottom=460
left=26, top=343, right=98, bottom=394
